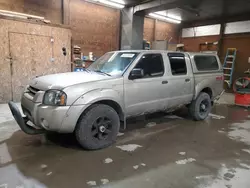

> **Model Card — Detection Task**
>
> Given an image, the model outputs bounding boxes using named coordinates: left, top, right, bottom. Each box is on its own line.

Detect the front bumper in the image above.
left=20, top=94, right=70, bottom=132
left=9, top=93, right=87, bottom=134
left=8, top=101, right=45, bottom=135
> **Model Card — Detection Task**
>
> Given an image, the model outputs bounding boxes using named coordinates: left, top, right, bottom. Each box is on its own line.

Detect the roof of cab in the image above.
left=109, top=50, right=182, bottom=53
left=186, top=52, right=218, bottom=58
left=109, top=50, right=218, bottom=57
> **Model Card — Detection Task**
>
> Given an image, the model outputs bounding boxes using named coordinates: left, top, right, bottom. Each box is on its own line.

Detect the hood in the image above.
left=29, top=71, right=111, bottom=90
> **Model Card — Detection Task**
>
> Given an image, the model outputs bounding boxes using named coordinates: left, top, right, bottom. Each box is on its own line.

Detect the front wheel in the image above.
left=75, top=104, right=120, bottom=150
left=188, top=92, right=211, bottom=121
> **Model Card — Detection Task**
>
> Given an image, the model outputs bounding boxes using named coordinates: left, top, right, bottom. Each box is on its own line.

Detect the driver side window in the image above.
left=134, top=54, right=164, bottom=78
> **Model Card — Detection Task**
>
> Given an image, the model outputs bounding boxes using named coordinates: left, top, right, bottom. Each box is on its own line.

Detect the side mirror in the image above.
left=129, top=68, right=144, bottom=79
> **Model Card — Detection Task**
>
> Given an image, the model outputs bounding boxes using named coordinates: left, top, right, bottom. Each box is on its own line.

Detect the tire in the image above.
left=75, top=104, right=120, bottom=150
left=188, top=92, right=211, bottom=121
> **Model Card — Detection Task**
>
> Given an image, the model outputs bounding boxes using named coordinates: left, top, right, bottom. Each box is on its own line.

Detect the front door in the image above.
left=124, top=53, right=168, bottom=117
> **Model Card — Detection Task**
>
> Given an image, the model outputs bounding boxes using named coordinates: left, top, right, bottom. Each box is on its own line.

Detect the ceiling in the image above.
left=131, top=0, right=250, bottom=23
left=124, top=0, right=153, bottom=6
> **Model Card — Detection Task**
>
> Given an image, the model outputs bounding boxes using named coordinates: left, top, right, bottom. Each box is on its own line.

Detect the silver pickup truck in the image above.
left=9, top=50, right=223, bottom=150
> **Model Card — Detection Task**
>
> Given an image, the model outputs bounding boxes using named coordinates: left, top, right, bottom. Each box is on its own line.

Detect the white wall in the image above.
left=182, top=24, right=221, bottom=38
left=182, top=20, right=250, bottom=38
left=225, top=20, right=250, bottom=34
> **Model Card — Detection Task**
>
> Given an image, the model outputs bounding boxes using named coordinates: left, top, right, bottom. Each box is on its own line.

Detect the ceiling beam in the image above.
left=134, top=0, right=177, bottom=15
left=133, top=0, right=199, bottom=16
left=182, top=12, right=250, bottom=28
left=126, top=0, right=155, bottom=7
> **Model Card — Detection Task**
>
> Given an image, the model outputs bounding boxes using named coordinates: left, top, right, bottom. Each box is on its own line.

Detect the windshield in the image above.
left=88, top=52, right=139, bottom=76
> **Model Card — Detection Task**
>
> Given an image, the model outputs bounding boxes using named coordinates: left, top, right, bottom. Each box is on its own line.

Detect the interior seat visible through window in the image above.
left=168, top=53, right=187, bottom=76
left=134, top=54, right=164, bottom=78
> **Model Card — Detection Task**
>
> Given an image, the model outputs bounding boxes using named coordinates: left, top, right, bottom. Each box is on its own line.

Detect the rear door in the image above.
left=166, top=53, right=194, bottom=107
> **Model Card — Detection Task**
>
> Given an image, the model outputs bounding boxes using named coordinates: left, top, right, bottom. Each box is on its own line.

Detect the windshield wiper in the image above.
left=93, top=70, right=111, bottom=76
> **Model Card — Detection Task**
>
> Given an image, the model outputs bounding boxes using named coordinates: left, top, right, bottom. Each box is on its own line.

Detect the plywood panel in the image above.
left=0, top=18, right=71, bottom=103
left=0, top=19, right=12, bottom=102
left=9, top=33, right=50, bottom=101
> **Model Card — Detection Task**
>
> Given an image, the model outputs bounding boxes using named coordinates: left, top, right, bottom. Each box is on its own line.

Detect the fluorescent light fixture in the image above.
left=109, top=0, right=125, bottom=5
left=149, top=13, right=181, bottom=24
left=167, top=14, right=182, bottom=21
left=155, top=11, right=182, bottom=21
left=93, top=0, right=125, bottom=8
left=155, top=11, right=167, bottom=16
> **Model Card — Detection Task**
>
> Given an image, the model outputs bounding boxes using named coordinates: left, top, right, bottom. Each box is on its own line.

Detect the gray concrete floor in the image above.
left=0, top=103, right=250, bottom=188
left=215, top=92, right=235, bottom=105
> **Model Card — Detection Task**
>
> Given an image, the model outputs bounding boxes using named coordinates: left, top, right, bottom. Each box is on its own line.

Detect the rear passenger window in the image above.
left=168, top=54, right=187, bottom=75
left=194, top=55, right=219, bottom=71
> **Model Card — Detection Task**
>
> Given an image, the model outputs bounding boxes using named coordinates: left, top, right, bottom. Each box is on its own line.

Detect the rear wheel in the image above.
left=189, top=92, right=211, bottom=121
left=75, top=104, right=120, bottom=150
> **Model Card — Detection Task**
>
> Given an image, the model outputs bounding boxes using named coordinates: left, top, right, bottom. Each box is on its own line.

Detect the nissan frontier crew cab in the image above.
left=9, top=50, right=224, bottom=150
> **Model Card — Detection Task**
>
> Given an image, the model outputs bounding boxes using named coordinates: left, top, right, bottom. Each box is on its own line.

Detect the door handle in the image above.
left=162, top=80, right=168, bottom=84
left=185, top=78, right=190, bottom=82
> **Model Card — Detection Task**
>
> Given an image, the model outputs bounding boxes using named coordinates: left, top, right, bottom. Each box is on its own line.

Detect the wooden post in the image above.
left=218, top=22, right=226, bottom=58
left=218, top=0, right=226, bottom=58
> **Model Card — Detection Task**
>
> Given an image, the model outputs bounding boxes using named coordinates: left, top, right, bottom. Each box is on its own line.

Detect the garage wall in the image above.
left=181, top=21, right=250, bottom=90
left=143, top=17, right=180, bottom=44
left=181, top=34, right=250, bottom=90
left=181, top=35, right=220, bottom=52
left=0, top=0, right=62, bottom=24
left=0, top=0, right=120, bottom=56
left=0, top=1, right=180, bottom=56
left=222, top=34, right=250, bottom=84
left=0, top=18, right=71, bottom=102
left=144, top=18, right=155, bottom=42
left=70, top=0, right=120, bottom=56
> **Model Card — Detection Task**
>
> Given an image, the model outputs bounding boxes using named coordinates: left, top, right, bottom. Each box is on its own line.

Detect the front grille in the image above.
left=27, top=86, right=40, bottom=96
left=21, top=105, right=33, bottom=121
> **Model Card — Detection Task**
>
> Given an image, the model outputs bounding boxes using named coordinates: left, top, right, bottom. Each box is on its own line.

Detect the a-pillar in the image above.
left=120, top=7, right=144, bottom=50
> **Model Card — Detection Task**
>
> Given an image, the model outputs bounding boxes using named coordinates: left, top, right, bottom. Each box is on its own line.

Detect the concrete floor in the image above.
left=0, top=103, right=250, bottom=188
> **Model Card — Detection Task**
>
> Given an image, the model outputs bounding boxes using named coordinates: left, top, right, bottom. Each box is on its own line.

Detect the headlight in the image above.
left=43, top=90, right=67, bottom=106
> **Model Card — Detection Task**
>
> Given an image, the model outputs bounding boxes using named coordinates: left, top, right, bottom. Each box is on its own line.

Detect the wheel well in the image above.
left=201, top=87, right=213, bottom=99
left=93, top=100, right=124, bottom=120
